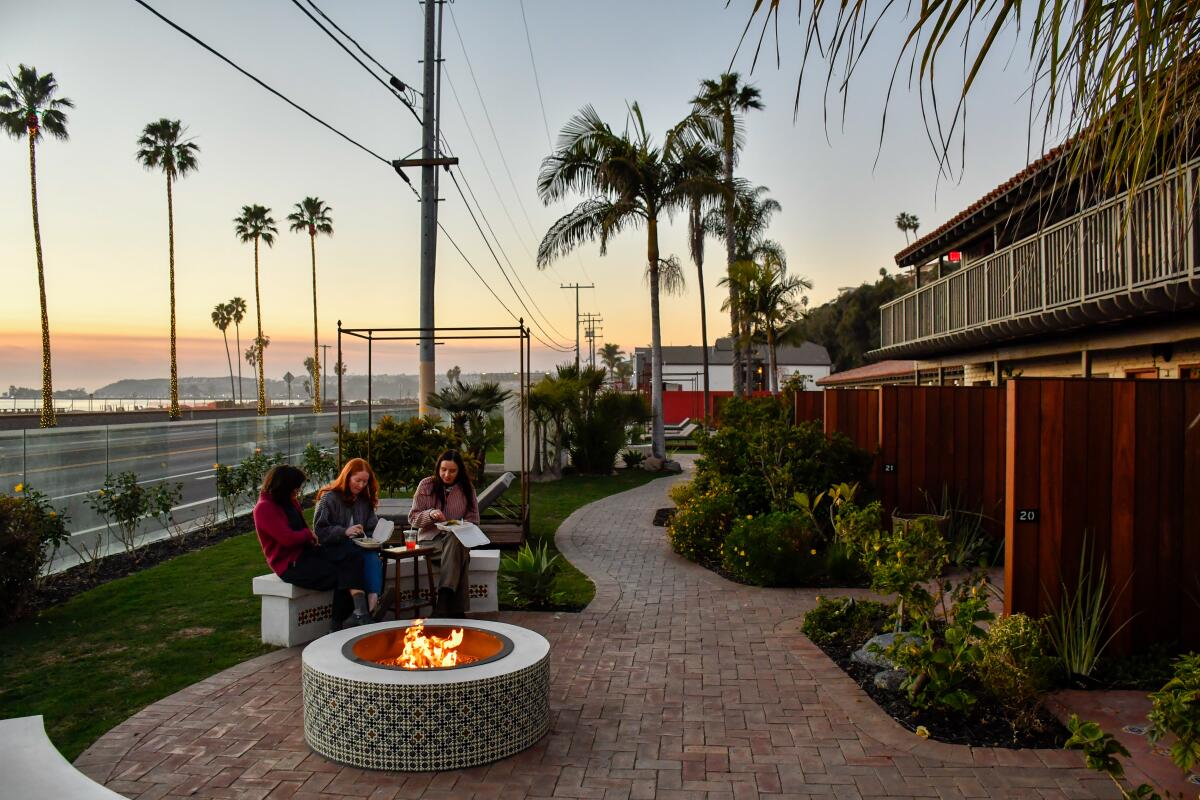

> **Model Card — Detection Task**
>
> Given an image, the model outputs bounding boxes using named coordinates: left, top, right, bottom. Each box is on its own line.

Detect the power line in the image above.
left=518, top=0, right=554, bottom=151
left=131, top=0, right=391, bottom=167
left=445, top=168, right=573, bottom=352
left=288, top=0, right=423, bottom=126
left=438, top=134, right=575, bottom=344
left=300, top=0, right=422, bottom=96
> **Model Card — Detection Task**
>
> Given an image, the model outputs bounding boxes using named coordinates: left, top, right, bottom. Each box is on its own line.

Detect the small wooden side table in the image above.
left=380, top=545, right=437, bottom=620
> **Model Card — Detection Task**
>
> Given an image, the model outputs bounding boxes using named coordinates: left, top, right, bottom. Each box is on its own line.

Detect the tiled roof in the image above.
left=816, top=360, right=917, bottom=386
left=893, top=143, right=1073, bottom=266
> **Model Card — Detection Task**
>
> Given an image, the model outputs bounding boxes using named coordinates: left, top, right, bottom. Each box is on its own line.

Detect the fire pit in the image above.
left=301, top=619, right=550, bottom=771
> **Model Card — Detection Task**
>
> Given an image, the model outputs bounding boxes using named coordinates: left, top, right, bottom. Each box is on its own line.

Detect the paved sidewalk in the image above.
left=77, top=460, right=1124, bottom=799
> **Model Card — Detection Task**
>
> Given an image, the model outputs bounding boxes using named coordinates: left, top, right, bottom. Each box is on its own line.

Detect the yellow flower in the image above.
left=873, top=543, right=881, bottom=551
left=739, top=550, right=746, bottom=556
left=13, top=483, right=23, bottom=493
left=48, top=511, right=56, bottom=517
left=915, top=725, right=930, bottom=739
left=746, top=514, right=753, bottom=520
left=213, top=463, right=220, bottom=469
left=810, top=549, right=817, bottom=556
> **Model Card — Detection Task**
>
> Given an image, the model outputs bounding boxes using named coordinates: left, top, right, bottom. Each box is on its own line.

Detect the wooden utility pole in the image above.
left=560, top=283, right=593, bottom=370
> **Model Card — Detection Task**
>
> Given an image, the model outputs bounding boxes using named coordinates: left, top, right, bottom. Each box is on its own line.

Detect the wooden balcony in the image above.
left=875, top=159, right=1200, bottom=358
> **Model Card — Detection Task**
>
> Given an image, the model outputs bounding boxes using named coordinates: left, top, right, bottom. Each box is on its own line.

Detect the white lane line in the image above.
left=51, top=466, right=218, bottom=501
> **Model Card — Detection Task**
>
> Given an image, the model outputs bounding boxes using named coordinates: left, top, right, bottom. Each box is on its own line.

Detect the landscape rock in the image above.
left=851, top=631, right=923, bottom=670
left=641, top=456, right=664, bottom=472
left=873, top=669, right=908, bottom=692
left=662, top=460, right=683, bottom=474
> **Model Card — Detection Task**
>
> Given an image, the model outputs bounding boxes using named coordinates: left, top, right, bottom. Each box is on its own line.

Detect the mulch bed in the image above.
left=29, top=511, right=261, bottom=614
left=652, top=507, right=676, bottom=527
left=814, top=636, right=1069, bottom=749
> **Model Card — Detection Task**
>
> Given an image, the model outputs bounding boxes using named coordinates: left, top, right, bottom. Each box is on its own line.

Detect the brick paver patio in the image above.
left=75, top=459, right=1128, bottom=799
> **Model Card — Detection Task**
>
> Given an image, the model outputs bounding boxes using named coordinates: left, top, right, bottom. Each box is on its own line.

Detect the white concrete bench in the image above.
left=0, top=716, right=129, bottom=799
left=252, top=549, right=501, bottom=647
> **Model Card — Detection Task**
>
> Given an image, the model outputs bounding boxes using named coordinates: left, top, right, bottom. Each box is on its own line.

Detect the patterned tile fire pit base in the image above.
left=301, top=619, right=550, bottom=771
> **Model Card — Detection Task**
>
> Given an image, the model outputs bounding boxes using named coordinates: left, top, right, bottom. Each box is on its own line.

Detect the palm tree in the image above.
left=303, top=356, right=317, bottom=401
left=599, top=343, right=625, bottom=382
left=283, top=371, right=295, bottom=404
left=244, top=335, right=270, bottom=404
left=895, top=212, right=920, bottom=244
left=0, top=65, right=73, bottom=428
left=721, top=257, right=810, bottom=395
left=286, top=197, right=333, bottom=414
left=211, top=303, right=236, bottom=401
left=136, top=119, right=200, bottom=421
left=705, top=184, right=785, bottom=388
left=427, top=380, right=513, bottom=476
left=537, top=102, right=723, bottom=461
left=228, top=296, right=248, bottom=405
left=691, top=73, right=763, bottom=399
left=233, top=206, right=278, bottom=415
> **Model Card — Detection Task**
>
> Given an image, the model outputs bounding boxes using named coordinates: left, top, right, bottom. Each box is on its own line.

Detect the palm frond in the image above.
left=537, top=197, right=639, bottom=267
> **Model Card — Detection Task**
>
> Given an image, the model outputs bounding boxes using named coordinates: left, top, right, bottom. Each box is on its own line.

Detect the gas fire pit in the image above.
left=301, top=619, right=550, bottom=771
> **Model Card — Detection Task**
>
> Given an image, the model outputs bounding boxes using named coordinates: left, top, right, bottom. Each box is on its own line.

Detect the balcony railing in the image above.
left=877, top=159, right=1200, bottom=356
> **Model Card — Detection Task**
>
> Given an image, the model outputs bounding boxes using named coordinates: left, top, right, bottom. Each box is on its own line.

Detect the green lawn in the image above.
left=0, top=470, right=668, bottom=762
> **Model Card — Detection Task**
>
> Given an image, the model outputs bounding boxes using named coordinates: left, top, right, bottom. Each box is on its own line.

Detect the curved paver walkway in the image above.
left=76, top=460, right=1119, bottom=799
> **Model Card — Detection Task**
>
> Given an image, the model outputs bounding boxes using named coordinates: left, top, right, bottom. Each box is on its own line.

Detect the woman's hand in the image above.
left=346, top=524, right=365, bottom=538
left=309, top=530, right=320, bottom=546
left=429, top=510, right=445, bottom=522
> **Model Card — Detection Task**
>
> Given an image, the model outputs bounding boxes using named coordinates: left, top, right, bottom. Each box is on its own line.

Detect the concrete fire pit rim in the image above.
left=301, top=618, right=549, bottom=684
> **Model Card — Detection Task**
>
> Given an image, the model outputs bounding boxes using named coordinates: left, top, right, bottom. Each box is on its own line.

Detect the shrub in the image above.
left=978, top=613, right=1058, bottom=730
left=1148, top=652, right=1200, bottom=774
left=301, top=443, right=337, bottom=495
left=214, top=462, right=244, bottom=520
left=801, top=596, right=890, bottom=648
left=499, top=541, right=561, bottom=609
left=886, top=573, right=994, bottom=714
left=620, top=449, right=646, bottom=469
left=0, top=486, right=69, bottom=622
left=666, top=480, right=737, bottom=565
left=341, top=415, right=460, bottom=494
left=86, top=473, right=183, bottom=560
left=859, top=514, right=948, bottom=626
left=1065, top=715, right=1162, bottom=799
left=722, top=511, right=821, bottom=586
left=1046, top=537, right=1130, bottom=681
left=696, top=398, right=874, bottom=519
left=568, top=387, right=648, bottom=474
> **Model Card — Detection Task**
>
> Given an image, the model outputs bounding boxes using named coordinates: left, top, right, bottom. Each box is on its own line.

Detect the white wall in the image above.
left=660, top=362, right=831, bottom=392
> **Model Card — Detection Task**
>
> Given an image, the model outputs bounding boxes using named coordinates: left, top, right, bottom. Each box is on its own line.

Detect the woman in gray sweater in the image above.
left=313, top=458, right=383, bottom=613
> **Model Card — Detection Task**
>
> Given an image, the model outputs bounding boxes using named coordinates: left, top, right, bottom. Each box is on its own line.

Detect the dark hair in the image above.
left=431, top=449, right=476, bottom=514
left=262, top=464, right=306, bottom=506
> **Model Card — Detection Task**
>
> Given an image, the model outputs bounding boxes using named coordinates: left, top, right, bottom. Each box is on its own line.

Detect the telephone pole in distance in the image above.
left=560, top=283, right=594, bottom=370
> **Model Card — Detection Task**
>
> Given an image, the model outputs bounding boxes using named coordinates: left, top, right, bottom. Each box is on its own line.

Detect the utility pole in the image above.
left=417, top=0, right=442, bottom=414
left=560, top=283, right=593, bottom=370
left=320, top=343, right=330, bottom=410
left=580, top=313, right=603, bottom=369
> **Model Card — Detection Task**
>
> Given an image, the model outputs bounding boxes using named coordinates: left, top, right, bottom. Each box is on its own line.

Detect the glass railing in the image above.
left=0, top=407, right=415, bottom=571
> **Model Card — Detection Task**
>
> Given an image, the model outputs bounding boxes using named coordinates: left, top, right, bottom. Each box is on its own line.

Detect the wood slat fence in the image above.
left=1004, top=378, right=1200, bottom=654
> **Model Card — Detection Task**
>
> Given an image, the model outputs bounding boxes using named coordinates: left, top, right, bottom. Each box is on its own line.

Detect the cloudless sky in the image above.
left=1, top=0, right=1046, bottom=390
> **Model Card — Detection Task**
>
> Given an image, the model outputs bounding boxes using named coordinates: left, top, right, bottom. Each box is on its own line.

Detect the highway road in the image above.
left=0, top=409, right=408, bottom=548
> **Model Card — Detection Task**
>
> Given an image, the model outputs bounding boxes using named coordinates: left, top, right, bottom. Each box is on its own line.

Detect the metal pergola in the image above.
left=336, top=322, right=532, bottom=540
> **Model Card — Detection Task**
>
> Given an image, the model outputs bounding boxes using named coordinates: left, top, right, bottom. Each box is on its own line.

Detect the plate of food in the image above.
left=353, top=538, right=382, bottom=550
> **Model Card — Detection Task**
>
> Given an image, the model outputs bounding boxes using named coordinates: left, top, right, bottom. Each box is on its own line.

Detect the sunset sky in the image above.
left=1, top=0, right=1047, bottom=391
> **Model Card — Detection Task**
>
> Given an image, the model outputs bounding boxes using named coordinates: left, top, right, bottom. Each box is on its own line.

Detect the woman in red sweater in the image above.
left=254, top=464, right=372, bottom=630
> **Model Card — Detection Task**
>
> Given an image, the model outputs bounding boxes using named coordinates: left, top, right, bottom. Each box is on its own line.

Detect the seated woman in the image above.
left=408, top=449, right=480, bottom=618
left=254, top=464, right=372, bottom=631
left=313, top=458, right=384, bottom=614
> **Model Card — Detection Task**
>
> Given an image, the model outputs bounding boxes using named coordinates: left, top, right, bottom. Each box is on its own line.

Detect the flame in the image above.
left=378, top=620, right=473, bottom=669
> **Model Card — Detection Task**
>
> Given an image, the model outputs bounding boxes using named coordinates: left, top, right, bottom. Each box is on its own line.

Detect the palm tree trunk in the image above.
left=309, top=232, right=322, bottom=413
left=647, top=215, right=666, bottom=461
left=719, top=118, right=744, bottom=400
left=166, top=172, right=180, bottom=420
left=253, top=238, right=266, bottom=416
left=29, top=132, right=55, bottom=428
left=767, top=326, right=779, bottom=395
left=696, top=255, right=711, bottom=420
left=221, top=328, right=235, bottom=401
left=234, top=319, right=243, bottom=405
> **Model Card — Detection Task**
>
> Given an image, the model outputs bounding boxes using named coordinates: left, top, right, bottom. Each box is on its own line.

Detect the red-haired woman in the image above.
left=408, top=449, right=480, bottom=617
left=254, top=464, right=371, bottom=630
left=313, top=458, right=384, bottom=613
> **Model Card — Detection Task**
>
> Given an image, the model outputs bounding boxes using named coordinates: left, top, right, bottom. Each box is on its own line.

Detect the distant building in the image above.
left=872, top=145, right=1200, bottom=383
left=632, top=337, right=831, bottom=393
left=816, top=360, right=918, bottom=389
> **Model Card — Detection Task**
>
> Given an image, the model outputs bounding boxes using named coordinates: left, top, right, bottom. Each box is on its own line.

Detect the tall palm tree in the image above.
left=537, top=102, right=722, bottom=461
left=895, top=212, right=920, bottom=244
left=228, top=297, right=248, bottom=405
left=244, top=335, right=270, bottom=404
left=136, top=119, right=200, bottom=420
left=233, top=206, right=278, bottom=415
left=599, top=343, right=625, bottom=382
left=286, top=197, right=333, bottom=414
left=211, top=303, right=236, bottom=401
left=691, top=73, right=763, bottom=399
left=0, top=65, right=73, bottom=428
